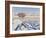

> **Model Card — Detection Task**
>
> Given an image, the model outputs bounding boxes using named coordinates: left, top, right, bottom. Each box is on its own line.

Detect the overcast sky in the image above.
left=12, top=7, right=40, bottom=16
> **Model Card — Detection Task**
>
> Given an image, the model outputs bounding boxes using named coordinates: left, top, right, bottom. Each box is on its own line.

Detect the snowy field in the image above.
left=12, top=15, right=40, bottom=31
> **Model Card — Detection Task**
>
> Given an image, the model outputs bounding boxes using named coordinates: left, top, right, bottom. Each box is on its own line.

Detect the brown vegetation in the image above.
left=17, top=13, right=26, bottom=18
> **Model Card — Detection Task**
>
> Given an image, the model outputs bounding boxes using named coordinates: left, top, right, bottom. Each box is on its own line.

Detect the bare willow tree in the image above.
left=17, top=13, right=26, bottom=18
left=17, top=13, right=26, bottom=21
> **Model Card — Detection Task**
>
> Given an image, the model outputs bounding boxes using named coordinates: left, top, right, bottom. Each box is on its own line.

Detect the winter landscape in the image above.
left=12, top=7, right=40, bottom=31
